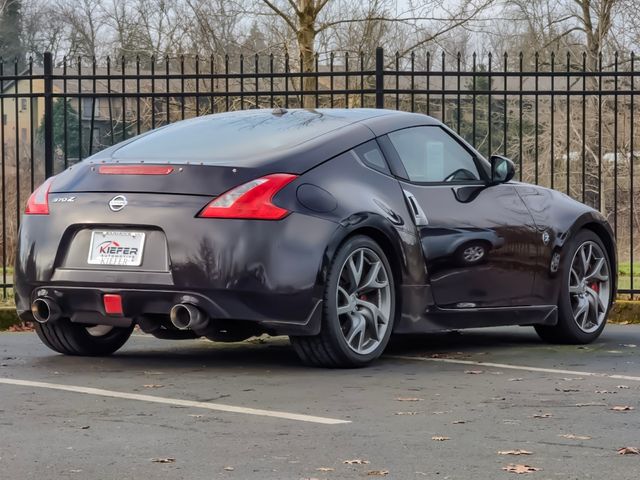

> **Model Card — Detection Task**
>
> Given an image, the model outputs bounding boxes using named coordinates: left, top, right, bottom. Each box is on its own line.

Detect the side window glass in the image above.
left=388, top=126, right=479, bottom=183
left=353, top=140, right=390, bottom=175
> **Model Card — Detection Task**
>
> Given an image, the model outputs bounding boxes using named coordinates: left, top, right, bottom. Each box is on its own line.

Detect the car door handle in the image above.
left=403, top=190, right=429, bottom=226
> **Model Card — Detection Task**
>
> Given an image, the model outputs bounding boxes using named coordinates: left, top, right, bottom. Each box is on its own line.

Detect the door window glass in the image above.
left=388, top=126, right=479, bottom=183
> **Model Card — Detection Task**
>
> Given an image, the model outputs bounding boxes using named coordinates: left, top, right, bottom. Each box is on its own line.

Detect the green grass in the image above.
left=617, top=262, right=640, bottom=294
left=0, top=264, right=636, bottom=308
left=0, top=267, right=14, bottom=307
left=0, top=289, right=14, bottom=307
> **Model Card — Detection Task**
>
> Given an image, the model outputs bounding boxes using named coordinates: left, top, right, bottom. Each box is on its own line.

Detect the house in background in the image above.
left=1, top=67, right=128, bottom=169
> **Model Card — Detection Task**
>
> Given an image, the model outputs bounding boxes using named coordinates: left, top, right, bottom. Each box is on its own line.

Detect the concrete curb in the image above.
left=1, top=302, right=639, bottom=331
left=610, top=300, right=640, bottom=324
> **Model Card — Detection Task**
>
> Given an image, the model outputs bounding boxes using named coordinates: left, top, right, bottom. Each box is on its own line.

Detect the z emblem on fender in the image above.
left=542, top=230, right=550, bottom=245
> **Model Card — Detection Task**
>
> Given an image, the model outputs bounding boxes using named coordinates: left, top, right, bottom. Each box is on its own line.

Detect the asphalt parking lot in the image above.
left=1, top=325, right=639, bottom=480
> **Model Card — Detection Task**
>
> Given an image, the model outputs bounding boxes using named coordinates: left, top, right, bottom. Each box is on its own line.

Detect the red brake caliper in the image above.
left=590, top=282, right=600, bottom=293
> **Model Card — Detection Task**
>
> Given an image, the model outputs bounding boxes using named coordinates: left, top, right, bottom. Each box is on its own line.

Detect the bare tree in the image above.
left=254, top=0, right=494, bottom=106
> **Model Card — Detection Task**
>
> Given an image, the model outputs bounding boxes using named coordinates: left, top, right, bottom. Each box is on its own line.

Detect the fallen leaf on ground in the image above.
left=502, top=464, right=541, bottom=474
left=367, top=470, right=389, bottom=476
left=575, top=402, right=606, bottom=407
left=617, top=447, right=640, bottom=455
left=452, top=420, right=466, bottom=424
left=498, top=450, right=533, bottom=456
left=555, top=388, right=579, bottom=392
left=611, top=405, right=634, bottom=412
left=621, top=344, right=637, bottom=348
left=508, top=378, right=523, bottom=382
left=595, top=390, right=617, bottom=394
left=188, top=414, right=203, bottom=418
left=395, top=411, right=420, bottom=415
left=464, top=370, right=483, bottom=374
left=559, top=434, right=591, bottom=440
left=395, top=397, right=422, bottom=402
left=617, top=385, right=630, bottom=389
left=431, top=436, right=450, bottom=441
left=316, top=467, right=334, bottom=472
left=223, top=466, right=234, bottom=471
left=151, top=458, right=175, bottom=463
left=532, top=413, right=552, bottom=419
left=79, top=425, right=90, bottom=430
left=8, top=322, right=34, bottom=332
left=143, top=384, right=164, bottom=388
left=343, top=459, right=370, bottom=465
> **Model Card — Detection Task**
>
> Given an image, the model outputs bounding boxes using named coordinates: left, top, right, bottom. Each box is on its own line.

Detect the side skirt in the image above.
left=394, top=304, right=558, bottom=334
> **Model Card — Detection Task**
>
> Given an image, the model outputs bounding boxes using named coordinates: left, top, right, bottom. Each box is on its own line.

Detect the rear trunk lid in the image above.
left=50, top=163, right=261, bottom=197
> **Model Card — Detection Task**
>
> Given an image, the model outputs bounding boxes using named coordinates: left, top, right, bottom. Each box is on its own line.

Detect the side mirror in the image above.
left=490, top=155, right=515, bottom=184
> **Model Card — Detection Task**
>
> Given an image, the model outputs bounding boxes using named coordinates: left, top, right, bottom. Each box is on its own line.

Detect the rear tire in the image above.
left=535, top=229, right=612, bottom=344
left=291, top=235, right=396, bottom=368
left=35, top=318, right=133, bottom=356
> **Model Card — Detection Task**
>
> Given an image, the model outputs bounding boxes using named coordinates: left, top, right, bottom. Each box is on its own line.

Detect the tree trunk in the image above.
left=296, top=1, right=317, bottom=109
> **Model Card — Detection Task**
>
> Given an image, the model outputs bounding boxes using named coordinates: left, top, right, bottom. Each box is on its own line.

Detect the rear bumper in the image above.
left=14, top=193, right=340, bottom=335
left=17, top=285, right=323, bottom=335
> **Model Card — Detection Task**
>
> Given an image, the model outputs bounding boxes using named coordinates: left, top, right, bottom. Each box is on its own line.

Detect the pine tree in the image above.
left=0, top=0, right=25, bottom=66
left=39, top=99, right=81, bottom=170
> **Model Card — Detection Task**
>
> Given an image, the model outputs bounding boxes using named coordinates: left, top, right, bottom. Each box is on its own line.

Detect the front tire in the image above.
left=535, top=229, right=612, bottom=344
left=35, top=318, right=134, bottom=356
left=291, top=235, right=396, bottom=368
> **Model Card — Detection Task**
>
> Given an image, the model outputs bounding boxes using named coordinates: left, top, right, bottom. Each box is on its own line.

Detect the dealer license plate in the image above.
left=87, top=230, right=146, bottom=266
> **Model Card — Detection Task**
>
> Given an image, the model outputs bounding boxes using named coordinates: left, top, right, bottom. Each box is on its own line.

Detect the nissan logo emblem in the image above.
left=109, top=195, right=128, bottom=212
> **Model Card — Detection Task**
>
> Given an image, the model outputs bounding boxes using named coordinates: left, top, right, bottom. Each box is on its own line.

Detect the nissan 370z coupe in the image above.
left=15, top=108, right=617, bottom=367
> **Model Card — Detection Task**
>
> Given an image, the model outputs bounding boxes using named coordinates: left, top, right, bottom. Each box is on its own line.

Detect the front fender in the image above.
left=515, top=184, right=617, bottom=304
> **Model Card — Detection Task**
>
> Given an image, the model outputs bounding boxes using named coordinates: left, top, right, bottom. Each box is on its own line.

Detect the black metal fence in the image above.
left=1, top=47, right=638, bottom=298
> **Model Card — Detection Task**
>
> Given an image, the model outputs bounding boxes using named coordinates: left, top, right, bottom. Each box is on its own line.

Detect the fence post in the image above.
left=43, top=52, right=54, bottom=179
left=375, top=47, right=384, bottom=109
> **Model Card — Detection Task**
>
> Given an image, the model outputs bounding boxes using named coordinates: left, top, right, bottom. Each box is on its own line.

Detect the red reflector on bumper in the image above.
left=103, top=294, right=123, bottom=315
left=98, top=165, right=174, bottom=175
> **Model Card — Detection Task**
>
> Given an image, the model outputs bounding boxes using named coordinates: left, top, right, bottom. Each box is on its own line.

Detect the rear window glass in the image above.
left=110, top=110, right=357, bottom=165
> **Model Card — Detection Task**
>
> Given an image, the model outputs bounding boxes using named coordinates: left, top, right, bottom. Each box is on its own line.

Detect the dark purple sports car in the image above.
left=15, top=108, right=616, bottom=367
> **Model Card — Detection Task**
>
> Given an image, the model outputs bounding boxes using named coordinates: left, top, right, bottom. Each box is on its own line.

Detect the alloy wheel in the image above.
left=336, top=248, right=392, bottom=355
left=568, top=240, right=610, bottom=333
left=463, top=245, right=485, bottom=262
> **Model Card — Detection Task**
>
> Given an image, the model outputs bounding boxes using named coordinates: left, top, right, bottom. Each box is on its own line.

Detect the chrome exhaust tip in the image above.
left=31, top=297, right=61, bottom=324
left=169, top=303, right=208, bottom=331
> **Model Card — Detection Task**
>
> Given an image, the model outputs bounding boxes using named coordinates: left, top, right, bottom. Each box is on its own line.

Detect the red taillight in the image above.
left=98, top=165, right=174, bottom=175
left=198, top=173, right=298, bottom=220
left=25, top=177, right=55, bottom=215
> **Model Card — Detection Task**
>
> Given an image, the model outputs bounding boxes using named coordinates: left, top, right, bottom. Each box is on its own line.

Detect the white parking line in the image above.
left=0, top=377, right=350, bottom=425
left=387, top=355, right=640, bottom=382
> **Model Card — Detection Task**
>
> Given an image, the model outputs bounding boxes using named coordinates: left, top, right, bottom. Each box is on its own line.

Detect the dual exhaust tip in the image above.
left=169, top=303, right=209, bottom=332
left=32, top=297, right=207, bottom=331
left=31, top=297, right=61, bottom=324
